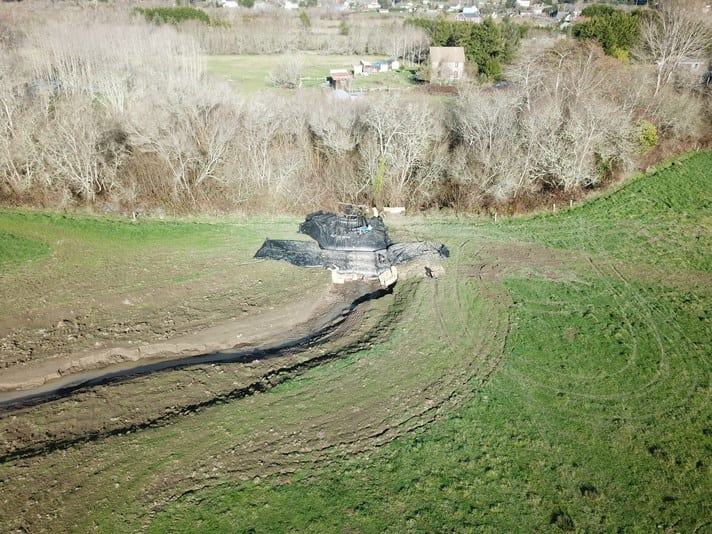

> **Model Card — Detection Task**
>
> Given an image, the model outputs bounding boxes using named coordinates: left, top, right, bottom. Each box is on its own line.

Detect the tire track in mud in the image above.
left=1, top=237, right=516, bottom=533
left=144, top=239, right=513, bottom=510
left=0, top=285, right=399, bottom=462
left=97, top=244, right=509, bottom=507
left=0, top=286, right=417, bottom=533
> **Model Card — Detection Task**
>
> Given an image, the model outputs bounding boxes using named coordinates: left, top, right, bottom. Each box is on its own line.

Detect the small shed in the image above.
left=429, top=46, right=466, bottom=83
left=328, top=69, right=352, bottom=90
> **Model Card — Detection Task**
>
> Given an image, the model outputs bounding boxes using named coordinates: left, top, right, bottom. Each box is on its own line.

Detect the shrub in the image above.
left=637, top=121, right=658, bottom=154
left=572, top=8, right=642, bottom=58
left=299, top=10, right=311, bottom=30
left=135, top=7, right=211, bottom=26
left=266, top=54, right=304, bottom=89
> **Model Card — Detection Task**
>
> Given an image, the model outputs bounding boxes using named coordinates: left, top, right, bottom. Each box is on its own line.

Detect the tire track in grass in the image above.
left=132, top=239, right=512, bottom=516
left=495, top=212, right=709, bottom=428
left=431, top=239, right=511, bottom=399
left=588, top=259, right=709, bottom=421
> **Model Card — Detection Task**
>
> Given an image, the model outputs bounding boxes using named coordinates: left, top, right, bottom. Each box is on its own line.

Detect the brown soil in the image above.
left=0, top=282, right=348, bottom=395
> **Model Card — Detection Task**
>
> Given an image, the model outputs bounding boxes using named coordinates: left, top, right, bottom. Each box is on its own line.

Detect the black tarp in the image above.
left=387, top=241, right=449, bottom=265
left=255, top=239, right=448, bottom=276
left=299, top=210, right=391, bottom=252
left=255, top=210, right=448, bottom=278
left=254, top=240, right=390, bottom=276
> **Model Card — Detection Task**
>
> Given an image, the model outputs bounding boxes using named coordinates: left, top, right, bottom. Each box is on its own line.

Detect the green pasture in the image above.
left=206, top=54, right=417, bottom=93
left=0, top=209, right=323, bottom=322
left=0, top=152, right=710, bottom=532
left=495, top=151, right=712, bottom=272
left=146, top=152, right=711, bottom=533
left=0, top=209, right=301, bottom=260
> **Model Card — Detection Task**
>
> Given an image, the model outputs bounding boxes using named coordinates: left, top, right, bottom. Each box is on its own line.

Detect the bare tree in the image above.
left=638, top=1, right=712, bottom=97
left=40, top=97, right=105, bottom=201
left=266, top=53, right=304, bottom=89
left=448, top=87, right=522, bottom=200
left=126, top=86, right=239, bottom=204
left=360, top=96, right=445, bottom=207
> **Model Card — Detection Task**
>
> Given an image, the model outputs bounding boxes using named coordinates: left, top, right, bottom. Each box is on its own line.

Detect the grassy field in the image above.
left=0, top=152, right=710, bottom=533
left=497, top=152, right=712, bottom=272
left=207, top=54, right=418, bottom=93
left=147, top=151, right=711, bottom=532
left=0, top=231, right=49, bottom=267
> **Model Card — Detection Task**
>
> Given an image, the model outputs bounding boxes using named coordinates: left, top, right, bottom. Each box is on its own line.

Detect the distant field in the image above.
left=207, top=54, right=418, bottom=93
left=0, top=153, right=710, bottom=533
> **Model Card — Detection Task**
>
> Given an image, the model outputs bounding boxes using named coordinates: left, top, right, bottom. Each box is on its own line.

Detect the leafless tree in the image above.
left=266, top=53, right=304, bottom=89
left=648, top=85, right=708, bottom=141
left=39, top=97, right=105, bottom=201
left=359, top=96, right=445, bottom=207
left=447, top=87, right=522, bottom=200
left=638, top=1, right=712, bottom=97
left=305, top=94, right=366, bottom=204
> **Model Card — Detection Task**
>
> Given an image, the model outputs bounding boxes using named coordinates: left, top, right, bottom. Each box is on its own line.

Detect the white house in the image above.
left=429, top=46, right=466, bottom=83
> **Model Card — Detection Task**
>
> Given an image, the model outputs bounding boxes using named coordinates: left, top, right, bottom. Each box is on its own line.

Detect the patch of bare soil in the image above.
left=0, top=282, right=346, bottom=395
left=0, top=279, right=388, bottom=458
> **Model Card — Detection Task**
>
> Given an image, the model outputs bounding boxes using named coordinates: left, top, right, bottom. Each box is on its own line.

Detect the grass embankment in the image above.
left=500, top=151, right=712, bottom=272
left=0, top=152, right=709, bottom=533
left=147, top=152, right=711, bottom=533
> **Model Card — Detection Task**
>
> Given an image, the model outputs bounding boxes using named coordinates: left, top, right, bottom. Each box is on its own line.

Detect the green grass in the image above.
left=1, top=153, right=710, bottom=533
left=145, top=153, right=711, bottom=533
left=207, top=54, right=417, bottom=93
left=0, top=231, right=49, bottom=267
left=0, top=209, right=301, bottom=252
left=350, top=68, right=418, bottom=91
left=0, top=208, right=319, bottom=323
left=498, top=151, right=712, bottom=272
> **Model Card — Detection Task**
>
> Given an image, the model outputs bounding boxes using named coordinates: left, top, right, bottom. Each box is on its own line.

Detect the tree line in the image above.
left=0, top=4, right=709, bottom=215
left=408, top=17, right=526, bottom=79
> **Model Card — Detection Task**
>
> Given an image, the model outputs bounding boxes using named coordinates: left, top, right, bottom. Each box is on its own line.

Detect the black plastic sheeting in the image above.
left=254, top=240, right=390, bottom=276
left=299, top=210, right=391, bottom=252
left=255, top=211, right=449, bottom=277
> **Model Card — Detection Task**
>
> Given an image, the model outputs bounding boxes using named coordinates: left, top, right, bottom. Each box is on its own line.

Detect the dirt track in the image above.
left=0, top=282, right=357, bottom=398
